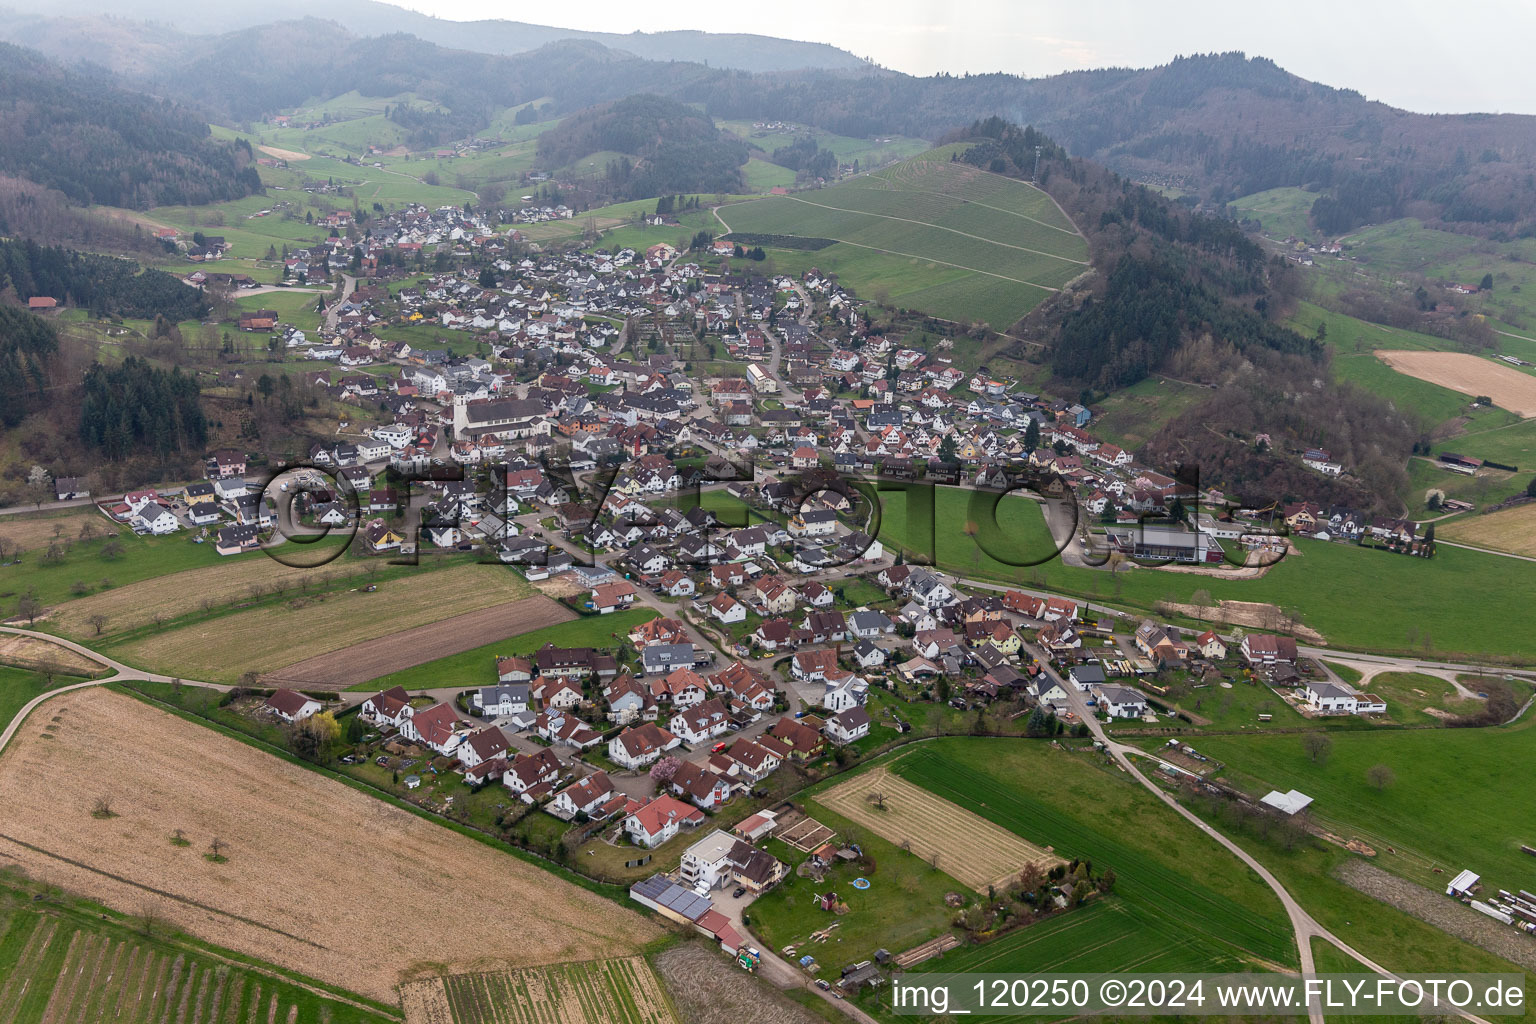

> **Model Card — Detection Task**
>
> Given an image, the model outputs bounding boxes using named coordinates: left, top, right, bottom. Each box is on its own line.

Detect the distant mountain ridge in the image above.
left=5, top=8, right=1536, bottom=234
left=10, top=0, right=870, bottom=73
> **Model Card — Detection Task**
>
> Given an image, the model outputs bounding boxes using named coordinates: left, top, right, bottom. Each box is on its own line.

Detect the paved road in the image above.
left=324, top=274, right=359, bottom=331
left=0, top=625, right=229, bottom=757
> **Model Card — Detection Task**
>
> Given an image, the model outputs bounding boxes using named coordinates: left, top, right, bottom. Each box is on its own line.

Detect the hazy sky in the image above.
left=400, top=0, right=1534, bottom=114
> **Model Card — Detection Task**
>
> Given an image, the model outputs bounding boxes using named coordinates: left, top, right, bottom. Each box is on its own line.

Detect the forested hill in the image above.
left=0, top=43, right=262, bottom=209
left=969, top=119, right=1413, bottom=510
left=536, top=95, right=748, bottom=198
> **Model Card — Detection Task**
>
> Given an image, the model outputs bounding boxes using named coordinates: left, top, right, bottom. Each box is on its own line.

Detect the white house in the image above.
left=821, top=673, right=868, bottom=714
left=399, top=702, right=465, bottom=756
left=359, top=685, right=412, bottom=728
left=549, top=771, right=616, bottom=819
left=457, top=727, right=509, bottom=770
left=1094, top=684, right=1149, bottom=720
left=609, top=722, right=679, bottom=770
left=679, top=829, right=738, bottom=891
left=133, top=504, right=180, bottom=535
left=264, top=688, right=321, bottom=722
left=709, top=593, right=747, bottom=624
left=624, top=794, right=704, bottom=848
left=473, top=683, right=530, bottom=716
left=824, top=706, right=871, bottom=745
left=668, top=699, right=732, bottom=745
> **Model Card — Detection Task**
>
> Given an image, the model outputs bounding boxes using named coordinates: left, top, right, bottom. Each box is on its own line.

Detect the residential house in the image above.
left=625, top=794, right=705, bottom=848
left=263, top=688, right=321, bottom=722
left=824, top=706, right=871, bottom=745
left=609, top=722, right=680, bottom=770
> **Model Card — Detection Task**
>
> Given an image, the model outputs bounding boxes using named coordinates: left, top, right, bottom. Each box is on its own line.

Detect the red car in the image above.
left=711, top=741, right=728, bottom=753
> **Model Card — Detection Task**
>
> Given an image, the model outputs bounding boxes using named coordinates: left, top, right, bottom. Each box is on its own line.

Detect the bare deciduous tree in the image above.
left=86, top=613, right=109, bottom=636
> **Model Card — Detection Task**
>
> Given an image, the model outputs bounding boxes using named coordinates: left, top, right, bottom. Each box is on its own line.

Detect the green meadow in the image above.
left=718, top=150, right=1088, bottom=329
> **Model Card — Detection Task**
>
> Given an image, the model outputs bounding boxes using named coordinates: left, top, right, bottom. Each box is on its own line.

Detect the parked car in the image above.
left=815, top=980, right=831, bottom=990
left=711, top=741, right=728, bottom=753
left=732, top=886, right=746, bottom=898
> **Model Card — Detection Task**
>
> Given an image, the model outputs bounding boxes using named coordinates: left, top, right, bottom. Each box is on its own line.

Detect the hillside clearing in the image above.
left=0, top=688, right=657, bottom=1003
left=110, top=563, right=534, bottom=682
left=263, top=595, right=576, bottom=689
left=1376, top=350, right=1536, bottom=417
left=819, top=766, right=1060, bottom=892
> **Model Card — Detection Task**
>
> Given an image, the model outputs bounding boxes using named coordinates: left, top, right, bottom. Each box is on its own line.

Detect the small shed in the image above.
left=1446, top=869, right=1480, bottom=898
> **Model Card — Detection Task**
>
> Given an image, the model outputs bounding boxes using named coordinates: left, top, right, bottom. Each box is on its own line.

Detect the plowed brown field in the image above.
left=264, top=595, right=575, bottom=689
left=0, top=689, right=658, bottom=1003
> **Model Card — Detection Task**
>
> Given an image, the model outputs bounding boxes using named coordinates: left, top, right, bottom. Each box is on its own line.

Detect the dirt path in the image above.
left=262, top=594, right=575, bottom=689
left=1335, top=860, right=1536, bottom=971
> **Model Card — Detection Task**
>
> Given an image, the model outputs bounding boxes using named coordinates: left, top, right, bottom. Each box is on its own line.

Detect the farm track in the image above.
left=262, top=594, right=576, bottom=689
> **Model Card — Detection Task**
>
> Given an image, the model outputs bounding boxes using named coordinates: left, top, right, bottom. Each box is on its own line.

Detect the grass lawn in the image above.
left=1195, top=714, right=1536, bottom=887
left=1146, top=676, right=1303, bottom=732
left=749, top=801, right=966, bottom=981
left=0, top=666, right=89, bottom=730
left=1361, top=671, right=1481, bottom=726
left=350, top=606, right=658, bottom=691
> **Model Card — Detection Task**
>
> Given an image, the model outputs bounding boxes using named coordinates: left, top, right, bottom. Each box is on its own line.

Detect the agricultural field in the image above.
left=0, top=688, right=659, bottom=1003
left=0, top=509, right=120, bottom=552
left=1376, top=350, right=1536, bottom=417
left=46, top=537, right=362, bottom=640
left=109, top=562, right=535, bottom=682
left=0, top=887, right=396, bottom=1024
left=1285, top=301, right=1496, bottom=430
left=1438, top=502, right=1536, bottom=555
left=894, top=740, right=1298, bottom=968
left=264, top=593, right=575, bottom=689
left=401, top=958, right=676, bottom=1024
left=0, top=633, right=101, bottom=676
left=351, top=606, right=658, bottom=691
left=718, top=151, right=1087, bottom=328
left=818, top=767, right=1059, bottom=893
